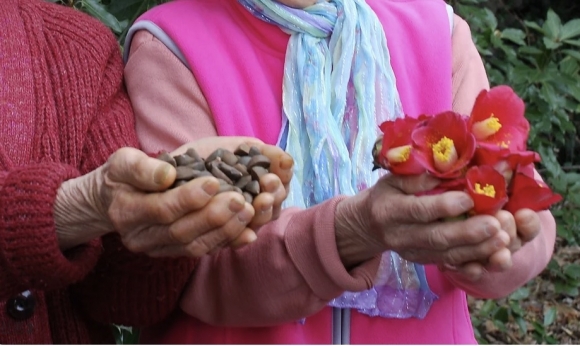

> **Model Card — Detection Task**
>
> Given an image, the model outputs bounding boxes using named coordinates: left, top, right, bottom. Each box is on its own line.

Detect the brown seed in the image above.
left=238, top=156, right=251, bottom=166
left=244, top=180, right=260, bottom=195
left=186, top=161, right=206, bottom=171
left=233, top=163, right=249, bottom=176
left=221, top=150, right=239, bottom=166
left=175, top=166, right=196, bottom=180
left=192, top=170, right=213, bottom=178
left=242, top=192, right=253, bottom=204
left=249, top=166, right=268, bottom=181
left=206, top=148, right=224, bottom=163
left=185, top=147, right=203, bottom=162
left=234, top=143, right=251, bottom=156
left=210, top=161, right=233, bottom=185
left=247, top=154, right=271, bottom=170
left=174, top=154, right=196, bottom=166
left=157, top=152, right=177, bottom=167
left=218, top=162, right=243, bottom=181
left=235, top=175, right=252, bottom=189
left=249, top=146, right=262, bottom=156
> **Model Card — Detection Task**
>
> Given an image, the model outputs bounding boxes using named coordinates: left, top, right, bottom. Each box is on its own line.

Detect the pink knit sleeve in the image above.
left=443, top=15, right=556, bottom=298
left=124, top=31, right=381, bottom=325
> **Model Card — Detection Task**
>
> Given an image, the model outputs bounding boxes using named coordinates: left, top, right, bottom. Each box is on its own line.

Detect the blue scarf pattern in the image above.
left=238, top=0, right=436, bottom=319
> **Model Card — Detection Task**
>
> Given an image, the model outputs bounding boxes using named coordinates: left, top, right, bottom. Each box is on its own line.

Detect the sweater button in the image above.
left=6, top=290, right=36, bottom=320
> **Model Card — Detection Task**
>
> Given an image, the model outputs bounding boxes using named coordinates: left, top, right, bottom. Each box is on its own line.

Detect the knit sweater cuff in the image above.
left=285, top=197, right=379, bottom=300
left=0, top=163, right=102, bottom=292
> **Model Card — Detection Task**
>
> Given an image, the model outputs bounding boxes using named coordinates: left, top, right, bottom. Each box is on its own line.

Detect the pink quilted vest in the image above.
left=127, top=0, right=477, bottom=343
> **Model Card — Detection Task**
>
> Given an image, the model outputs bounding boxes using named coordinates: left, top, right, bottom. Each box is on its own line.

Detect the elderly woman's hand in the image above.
left=334, top=174, right=510, bottom=269
left=447, top=208, right=542, bottom=282
left=55, top=137, right=292, bottom=257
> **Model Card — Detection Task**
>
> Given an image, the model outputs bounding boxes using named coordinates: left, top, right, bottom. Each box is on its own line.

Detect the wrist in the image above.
left=334, top=191, right=385, bottom=269
left=54, top=166, right=113, bottom=250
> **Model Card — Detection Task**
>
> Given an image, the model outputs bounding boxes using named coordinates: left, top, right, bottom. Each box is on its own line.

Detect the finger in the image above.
left=391, top=191, right=474, bottom=224
left=439, top=231, right=510, bottom=266
left=514, top=208, right=541, bottom=243
left=258, top=145, right=294, bottom=187
left=259, top=173, right=286, bottom=220
left=486, top=247, right=513, bottom=271
left=109, top=176, right=220, bottom=231
left=388, top=215, right=501, bottom=252
left=228, top=228, right=258, bottom=249
left=382, top=173, right=441, bottom=195
left=106, top=147, right=177, bottom=191
left=249, top=193, right=274, bottom=230
left=167, top=192, right=247, bottom=244
left=495, top=210, right=518, bottom=251
left=455, top=262, right=486, bottom=282
left=147, top=204, right=255, bottom=258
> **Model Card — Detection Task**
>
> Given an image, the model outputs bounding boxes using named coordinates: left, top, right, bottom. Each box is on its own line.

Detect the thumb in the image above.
left=107, top=147, right=176, bottom=191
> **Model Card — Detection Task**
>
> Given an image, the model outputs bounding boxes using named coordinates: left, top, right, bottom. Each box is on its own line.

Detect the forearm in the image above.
left=180, top=197, right=379, bottom=327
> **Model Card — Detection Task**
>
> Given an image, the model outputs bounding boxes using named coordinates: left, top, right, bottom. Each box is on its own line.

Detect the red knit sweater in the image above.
left=0, top=0, right=195, bottom=343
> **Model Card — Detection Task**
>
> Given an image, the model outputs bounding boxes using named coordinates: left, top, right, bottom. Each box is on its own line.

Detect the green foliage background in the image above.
left=53, top=0, right=580, bottom=343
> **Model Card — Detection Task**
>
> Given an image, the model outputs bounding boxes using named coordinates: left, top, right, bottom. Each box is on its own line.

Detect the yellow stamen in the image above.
left=472, top=114, right=502, bottom=140
left=386, top=145, right=412, bottom=163
left=432, top=136, right=458, bottom=172
left=474, top=183, right=496, bottom=198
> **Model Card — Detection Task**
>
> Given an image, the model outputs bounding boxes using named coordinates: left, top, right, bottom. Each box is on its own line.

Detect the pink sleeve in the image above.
left=124, top=31, right=380, bottom=326
left=444, top=15, right=556, bottom=298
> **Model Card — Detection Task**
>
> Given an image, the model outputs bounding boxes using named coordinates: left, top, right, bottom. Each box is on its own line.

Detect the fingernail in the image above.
left=154, top=164, right=172, bottom=185
left=202, top=180, right=219, bottom=196
left=229, top=197, right=244, bottom=213
left=279, top=156, right=293, bottom=170
left=237, top=210, right=252, bottom=223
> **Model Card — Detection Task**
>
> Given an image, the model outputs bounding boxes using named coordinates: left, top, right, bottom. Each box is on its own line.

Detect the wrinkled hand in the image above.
left=334, top=174, right=510, bottom=269
left=451, top=208, right=541, bottom=282
left=95, top=147, right=255, bottom=257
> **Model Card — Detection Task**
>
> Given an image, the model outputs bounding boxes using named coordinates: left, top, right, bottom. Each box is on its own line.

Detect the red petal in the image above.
left=504, top=172, right=562, bottom=212
left=466, top=166, right=508, bottom=215
left=468, top=86, right=529, bottom=151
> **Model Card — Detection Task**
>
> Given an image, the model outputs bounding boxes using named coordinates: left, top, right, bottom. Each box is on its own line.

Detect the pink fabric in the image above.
left=126, top=0, right=556, bottom=344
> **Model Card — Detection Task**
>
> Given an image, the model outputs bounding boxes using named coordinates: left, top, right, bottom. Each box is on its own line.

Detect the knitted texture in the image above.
left=0, top=0, right=195, bottom=343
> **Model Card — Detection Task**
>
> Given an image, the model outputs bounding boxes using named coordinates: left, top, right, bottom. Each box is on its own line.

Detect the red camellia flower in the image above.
left=467, top=86, right=529, bottom=152
left=374, top=117, right=425, bottom=175
left=412, top=111, right=476, bottom=178
left=504, top=166, right=562, bottom=213
left=472, top=146, right=541, bottom=183
left=465, top=165, right=508, bottom=215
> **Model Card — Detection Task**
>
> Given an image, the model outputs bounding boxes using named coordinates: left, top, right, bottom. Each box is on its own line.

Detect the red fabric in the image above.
left=0, top=0, right=195, bottom=343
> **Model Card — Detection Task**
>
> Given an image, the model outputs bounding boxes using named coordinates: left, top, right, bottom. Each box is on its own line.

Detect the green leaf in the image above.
left=543, top=306, right=557, bottom=326
left=564, top=263, right=580, bottom=279
left=543, top=9, right=562, bottom=40
left=525, top=20, right=545, bottom=34
left=515, top=316, right=528, bottom=335
left=501, top=28, right=526, bottom=45
left=81, top=0, right=124, bottom=34
left=561, top=19, right=580, bottom=40
left=510, top=287, right=530, bottom=300
left=563, top=39, right=580, bottom=47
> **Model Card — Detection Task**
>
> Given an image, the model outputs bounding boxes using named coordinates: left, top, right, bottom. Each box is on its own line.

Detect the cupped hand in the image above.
left=173, top=136, right=293, bottom=233
left=334, top=174, right=510, bottom=269
left=97, top=147, right=256, bottom=257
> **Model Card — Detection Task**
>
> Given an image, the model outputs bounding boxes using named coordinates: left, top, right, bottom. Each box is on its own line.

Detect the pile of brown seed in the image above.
left=156, top=144, right=271, bottom=204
